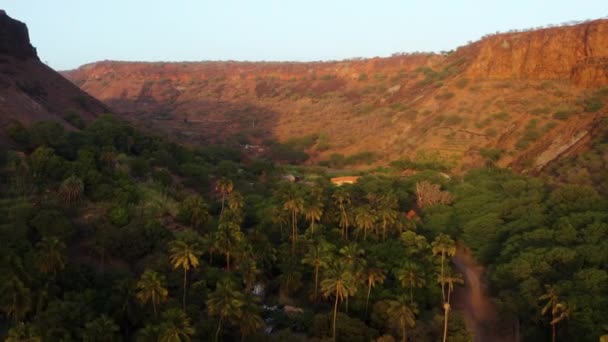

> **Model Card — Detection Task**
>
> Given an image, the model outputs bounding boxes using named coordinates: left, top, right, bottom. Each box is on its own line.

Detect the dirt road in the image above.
left=451, top=244, right=517, bottom=342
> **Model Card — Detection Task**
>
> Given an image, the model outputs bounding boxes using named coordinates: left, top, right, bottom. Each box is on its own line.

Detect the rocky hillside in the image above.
left=63, top=19, right=608, bottom=172
left=0, top=10, right=108, bottom=144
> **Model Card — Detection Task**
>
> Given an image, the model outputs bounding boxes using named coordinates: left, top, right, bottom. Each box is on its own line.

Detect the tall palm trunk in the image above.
left=291, top=210, right=297, bottom=254
left=401, top=318, right=407, bottom=342
left=552, top=322, right=556, bottom=342
left=443, top=303, right=450, bottom=342
left=365, top=282, right=372, bottom=317
left=220, top=194, right=225, bottom=216
left=332, top=290, right=339, bottom=341
left=447, top=286, right=452, bottom=306
left=409, top=285, right=414, bottom=306
left=314, top=265, right=319, bottom=302
left=226, top=252, right=231, bottom=271
left=345, top=296, right=349, bottom=313
left=152, top=293, right=158, bottom=319
left=440, top=253, right=446, bottom=302
left=182, top=268, right=187, bottom=310
left=215, top=317, right=223, bottom=342
left=382, top=219, right=387, bottom=241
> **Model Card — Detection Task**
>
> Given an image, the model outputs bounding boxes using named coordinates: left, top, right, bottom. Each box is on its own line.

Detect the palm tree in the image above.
left=181, top=195, right=210, bottom=229
left=339, top=242, right=366, bottom=312
left=112, top=278, right=138, bottom=336
left=363, top=263, right=386, bottom=317
left=386, top=295, right=418, bottom=342
left=304, top=200, right=324, bottom=235
left=135, top=269, right=168, bottom=318
left=431, top=234, right=456, bottom=342
left=207, top=278, right=245, bottom=342
left=320, top=261, right=357, bottom=341
left=83, top=315, right=120, bottom=342
left=236, top=257, right=261, bottom=292
left=168, top=237, right=203, bottom=310
left=540, top=285, right=570, bottom=342
left=58, top=175, right=84, bottom=203
left=436, top=268, right=464, bottom=342
left=278, top=264, right=302, bottom=298
left=137, top=324, right=161, bottom=342
left=238, top=295, right=265, bottom=342
left=354, top=204, right=376, bottom=240
left=377, top=194, right=398, bottom=241
left=332, top=188, right=352, bottom=239
left=215, top=220, right=244, bottom=271
left=227, top=191, right=244, bottom=212
left=283, top=187, right=304, bottom=253
left=443, top=270, right=464, bottom=306
left=400, top=231, right=429, bottom=258
left=5, top=322, right=41, bottom=342
left=158, top=308, right=195, bottom=342
left=270, top=205, right=289, bottom=238
left=0, top=275, right=31, bottom=323
left=339, top=243, right=366, bottom=274
left=215, top=177, right=234, bottom=216
left=35, top=236, right=66, bottom=276
left=395, top=261, right=425, bottom=305
left=431, top=234, right=456, bottom=304
left=302, top=239, right=334, bottom=302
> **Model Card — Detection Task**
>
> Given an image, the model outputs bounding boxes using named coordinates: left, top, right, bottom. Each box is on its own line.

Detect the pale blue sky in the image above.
left=2, top=0, right=607, bottom=70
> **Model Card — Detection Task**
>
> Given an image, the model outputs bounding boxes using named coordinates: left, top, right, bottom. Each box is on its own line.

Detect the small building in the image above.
left=406, top=209, right=417, bottom=220
left=330, top=176, right=360, bottom=186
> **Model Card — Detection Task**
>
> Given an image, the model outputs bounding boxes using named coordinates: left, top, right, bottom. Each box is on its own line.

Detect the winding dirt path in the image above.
left=451, top=244, right=517, bottom=342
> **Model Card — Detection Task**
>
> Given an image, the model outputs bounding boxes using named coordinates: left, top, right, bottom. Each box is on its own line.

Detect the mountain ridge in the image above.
left=39, top=18, right=608, bottom=171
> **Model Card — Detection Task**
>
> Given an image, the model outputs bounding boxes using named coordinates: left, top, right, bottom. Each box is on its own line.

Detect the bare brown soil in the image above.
left=451, top=244, right=517, bottom=342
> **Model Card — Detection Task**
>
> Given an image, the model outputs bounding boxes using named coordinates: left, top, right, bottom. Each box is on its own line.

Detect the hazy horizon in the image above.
left=3, top=0, right=607, bottom=70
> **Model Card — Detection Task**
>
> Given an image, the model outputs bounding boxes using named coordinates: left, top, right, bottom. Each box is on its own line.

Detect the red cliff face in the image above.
left=63, top=19, right=608, bottom=172
left=464, top=19, right=608, bottom=87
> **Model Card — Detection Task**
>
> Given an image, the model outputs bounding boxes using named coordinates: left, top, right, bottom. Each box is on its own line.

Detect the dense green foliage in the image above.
left=0, top=115, right=606, bottom=341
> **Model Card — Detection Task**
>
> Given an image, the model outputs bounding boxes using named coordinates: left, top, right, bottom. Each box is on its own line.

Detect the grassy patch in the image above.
left=553, top=106, right=577, bottom=120
left=435, top=91, right=455, bottom=101
left=530, top=107, right=551, bottom=116
left=579, top=88, right=608, bottom=112
left=516, top=119, right=541, bottom=150
left=492, top=111, right=511, bottom=121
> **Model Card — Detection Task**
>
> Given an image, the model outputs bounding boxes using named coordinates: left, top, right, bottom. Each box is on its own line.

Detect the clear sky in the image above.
left=2, top=0, right=607, bottom=70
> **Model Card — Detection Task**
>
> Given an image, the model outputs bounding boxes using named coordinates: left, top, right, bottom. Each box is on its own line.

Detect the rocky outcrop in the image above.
left=571, top=57, right=608, bottom=87
left=0, top=11, right=108, bottom=144
left=0, top=10, right=38, bottom=59
left=464, top=19, right=608, bottom=87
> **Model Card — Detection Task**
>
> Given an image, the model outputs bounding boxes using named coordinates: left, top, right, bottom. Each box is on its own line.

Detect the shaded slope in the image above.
left=0, top=10, right=109, bottom=144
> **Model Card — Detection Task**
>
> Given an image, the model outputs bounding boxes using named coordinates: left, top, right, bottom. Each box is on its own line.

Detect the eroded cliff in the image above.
left=63, top=19, right=608, bottom=171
